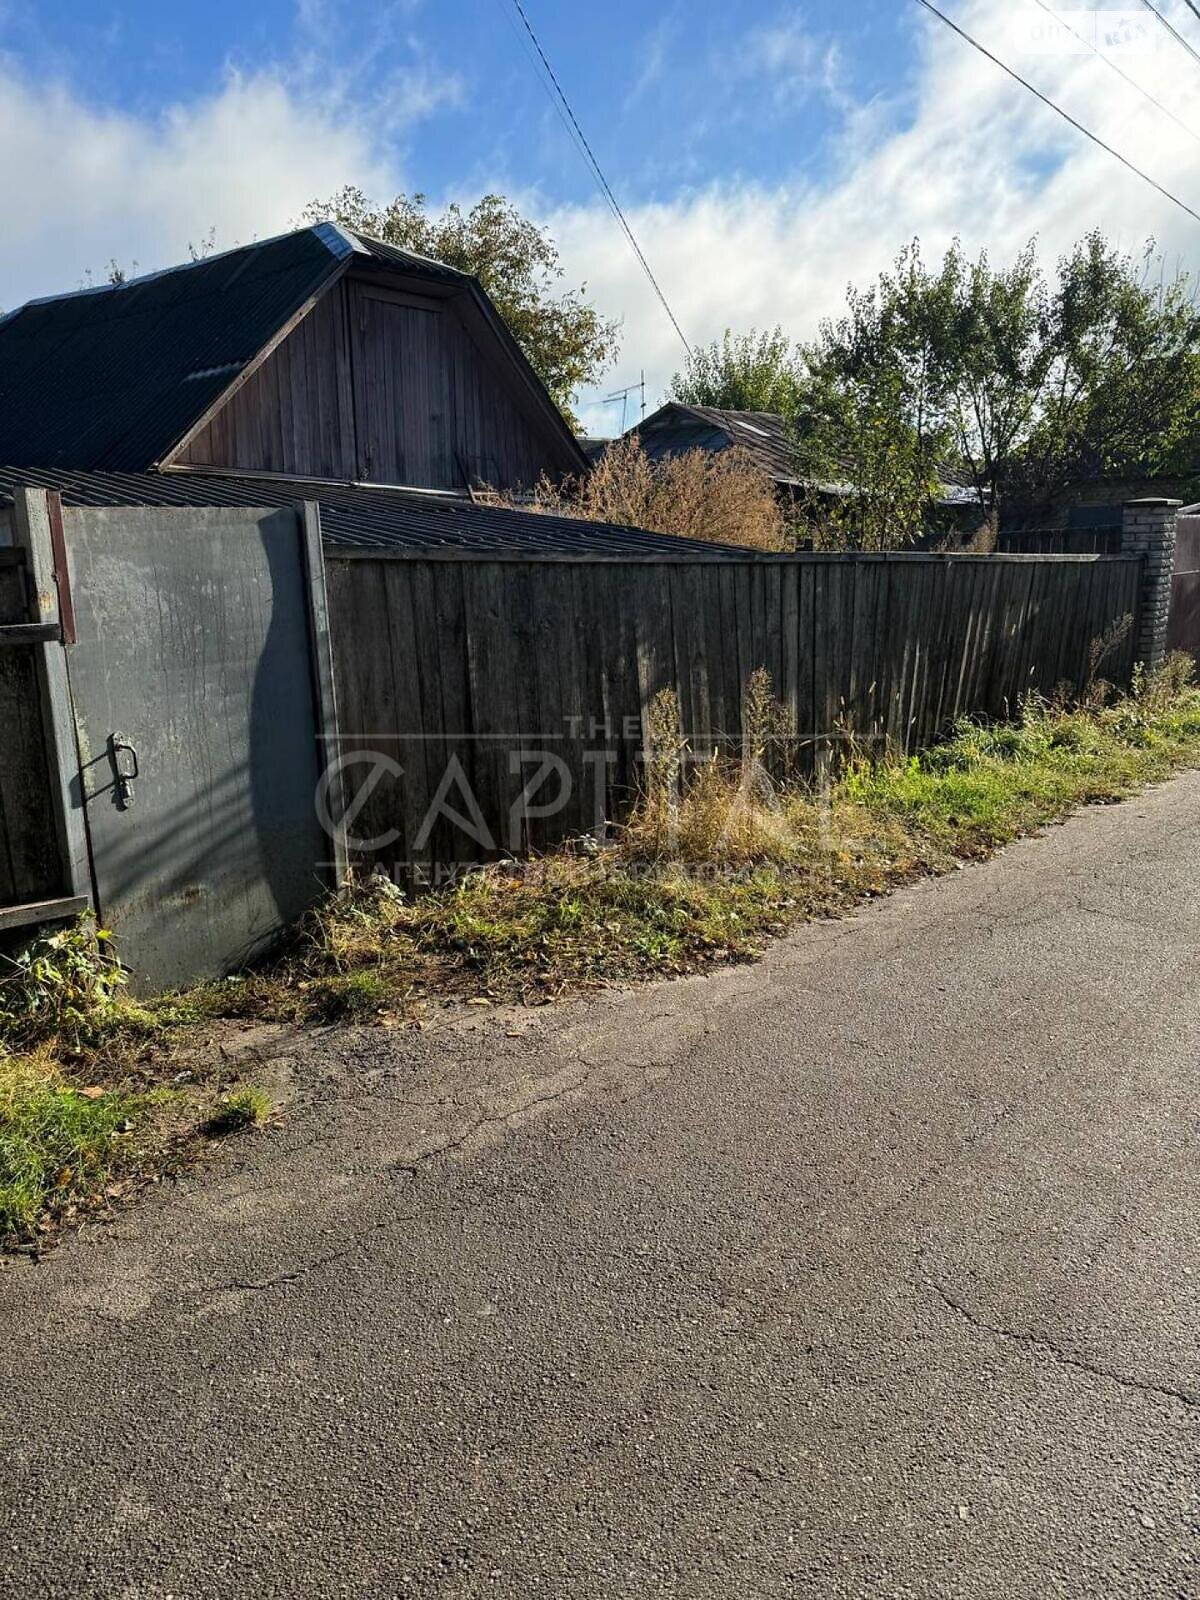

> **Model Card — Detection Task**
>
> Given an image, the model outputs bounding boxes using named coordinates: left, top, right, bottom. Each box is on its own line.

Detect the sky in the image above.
left=3, top=1, right=1200, bottom=434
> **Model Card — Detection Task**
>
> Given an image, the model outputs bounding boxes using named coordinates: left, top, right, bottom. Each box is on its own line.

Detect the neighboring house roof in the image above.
left=0, top=466, right=750, bottom=558
left=627, top=403, right=985, bottom=508
left=0, top=223, right=586, bottom=476
left=633, top=405, right=803, bottom=487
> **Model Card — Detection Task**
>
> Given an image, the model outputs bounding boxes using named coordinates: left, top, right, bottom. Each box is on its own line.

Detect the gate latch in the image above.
left=109, top=733, right=139, bottom=810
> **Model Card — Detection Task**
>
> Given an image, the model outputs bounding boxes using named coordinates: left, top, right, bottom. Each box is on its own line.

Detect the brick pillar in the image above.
left=1121, top=498, right=1179, bottom=674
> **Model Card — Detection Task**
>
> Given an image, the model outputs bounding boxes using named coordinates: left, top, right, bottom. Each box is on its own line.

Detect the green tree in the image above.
left=1019, top=232, right=1200, bottom=505
left=793, top=370, right=947, bottom=551
left=799, top=232, right=1200, bottom=533
left=301, top=187, right=619, bottom=425
left=666, top=326, right=803, bottom=414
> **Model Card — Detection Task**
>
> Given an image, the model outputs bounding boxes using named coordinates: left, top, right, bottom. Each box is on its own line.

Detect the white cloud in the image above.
left=0, top=66, right=405, bottom=307
left=737, top=13, right=843, bottom=107
left=554, top=0, right=1200, bottom=435
left=625, top=16, right=674, bottom=108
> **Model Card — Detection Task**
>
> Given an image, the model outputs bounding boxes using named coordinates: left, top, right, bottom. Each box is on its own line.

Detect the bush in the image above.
left=0, top=917, right=128, bottom=1050
left=491, top=435, right=789, bottom=552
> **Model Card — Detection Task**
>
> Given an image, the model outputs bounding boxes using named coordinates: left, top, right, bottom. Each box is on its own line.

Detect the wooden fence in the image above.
left=996, top=527, right=1122, bottom=556
left=326, top=550, right=1142, bottom=877
left=0, top=512, right=67, bottom=919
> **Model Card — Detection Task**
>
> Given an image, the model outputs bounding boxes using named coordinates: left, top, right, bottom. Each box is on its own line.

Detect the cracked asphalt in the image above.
left=3, top=773, right=1200, bottom=1598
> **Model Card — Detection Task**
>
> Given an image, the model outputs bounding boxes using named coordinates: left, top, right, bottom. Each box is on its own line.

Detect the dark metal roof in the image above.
left=0, top=466, right=749, bottom=557
left=0, top=226, right=356, bottom=472
left=0, top=223, right=586, bottom=477
left=633, top=405, right=804, bottom=486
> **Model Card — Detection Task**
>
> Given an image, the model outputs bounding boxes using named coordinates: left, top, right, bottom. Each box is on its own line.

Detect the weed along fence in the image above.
left=325, top=544, right=1147, bottom=881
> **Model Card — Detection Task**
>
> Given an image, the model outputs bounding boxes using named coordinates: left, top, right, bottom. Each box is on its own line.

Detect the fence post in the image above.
left=1122, top=499, right=1179, bottom=675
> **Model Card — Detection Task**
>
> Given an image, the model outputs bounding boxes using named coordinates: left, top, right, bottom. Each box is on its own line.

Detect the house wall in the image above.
left=175, top=274, right=568, bottom=492
left=1001, top=475, right=1200, bottom=532
left=176, top=284, right=355, bottom=479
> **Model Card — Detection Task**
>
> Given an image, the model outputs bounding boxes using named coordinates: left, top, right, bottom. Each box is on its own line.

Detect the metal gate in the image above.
left=1, top=490, right=344, bottom=992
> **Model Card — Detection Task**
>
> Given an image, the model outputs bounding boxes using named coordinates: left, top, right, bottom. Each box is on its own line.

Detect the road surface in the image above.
left=3, top=773, right=1199, bottom=1597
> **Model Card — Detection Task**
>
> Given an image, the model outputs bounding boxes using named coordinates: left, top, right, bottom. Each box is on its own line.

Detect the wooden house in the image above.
left=0, top=223, right=585, bottom=494
left=0, top=224, right=738, bottom=555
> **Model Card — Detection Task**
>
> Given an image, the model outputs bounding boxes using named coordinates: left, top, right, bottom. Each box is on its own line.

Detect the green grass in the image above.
left=843, top=660, right=1200, bottom=857
left=168, top=658, right=1200, bottom=1021
left=206, top=1085, right=271, bottom=1134
left=0, top=1050, right=169, bottom=1238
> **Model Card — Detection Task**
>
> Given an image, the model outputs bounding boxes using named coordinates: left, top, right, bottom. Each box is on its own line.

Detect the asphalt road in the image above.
left=3, top=774, right=1199, bottom=1598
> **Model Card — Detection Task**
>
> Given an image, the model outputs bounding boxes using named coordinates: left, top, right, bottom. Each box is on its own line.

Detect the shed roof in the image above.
left=0, top=224, right=585, bottom=476
left=633, top=405, right=804, bottom=487
left=0, top=466, right=750, bottom=558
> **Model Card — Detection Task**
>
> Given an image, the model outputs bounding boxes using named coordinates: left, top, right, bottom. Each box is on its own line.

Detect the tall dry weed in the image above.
left=488, top=436, right=789, bottom=552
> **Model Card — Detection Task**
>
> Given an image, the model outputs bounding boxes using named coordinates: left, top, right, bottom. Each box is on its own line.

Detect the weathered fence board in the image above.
left=1167, top=514, right=1200, bottom=665
left=326, top=551, right=1142, bottom=879
left=997, top=527, right=1123, bottom=555
left=0, top=543, right=65, bottom=908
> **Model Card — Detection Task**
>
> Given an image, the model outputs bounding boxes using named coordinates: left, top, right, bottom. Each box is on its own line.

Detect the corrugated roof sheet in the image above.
left=0, top=466, right=750, bottom=558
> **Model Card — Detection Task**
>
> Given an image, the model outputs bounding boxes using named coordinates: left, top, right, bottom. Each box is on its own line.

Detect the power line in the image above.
left=1031, top=0, right=1200, bottom=148
left=499, top=0, right=692, bottom=358
left=1185, top=0, right=1200, bottom=25
left=912, top=0, right=1200, bottom=226
left=1138, top=0, right=1200, bottom=71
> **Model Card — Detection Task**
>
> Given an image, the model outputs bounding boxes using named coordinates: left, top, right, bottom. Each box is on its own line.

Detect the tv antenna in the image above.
left=603, top=371, right=646, bottom=434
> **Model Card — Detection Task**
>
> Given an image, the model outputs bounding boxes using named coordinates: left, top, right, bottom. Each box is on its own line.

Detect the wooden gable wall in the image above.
left=173, top=273, right=573, bottom=491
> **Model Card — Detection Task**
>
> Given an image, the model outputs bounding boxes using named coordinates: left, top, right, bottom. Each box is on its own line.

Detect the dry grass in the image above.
left=489, top=435, right=789, bottom=552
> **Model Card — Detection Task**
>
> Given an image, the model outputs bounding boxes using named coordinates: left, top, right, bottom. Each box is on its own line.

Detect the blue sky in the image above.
left=4, top=0, right=908, bottom=202
left=2, top=2, right=1199, bottom=431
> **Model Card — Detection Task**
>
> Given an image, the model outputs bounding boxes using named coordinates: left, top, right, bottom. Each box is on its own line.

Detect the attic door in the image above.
left=349, top=282, right=456, bottom=488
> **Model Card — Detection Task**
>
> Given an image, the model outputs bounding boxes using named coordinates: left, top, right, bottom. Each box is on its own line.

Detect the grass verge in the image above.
left=0, top=1047, right=176, bottom=1240
left=3, top=657, right=1200, bottom=1244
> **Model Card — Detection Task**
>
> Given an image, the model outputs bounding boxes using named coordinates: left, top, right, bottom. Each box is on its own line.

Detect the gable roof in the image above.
left=0, top=224, right=586, bottom=476
left=0, top=466, right=752, bottom=559
left=633, top=404, right=804, bottom=487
